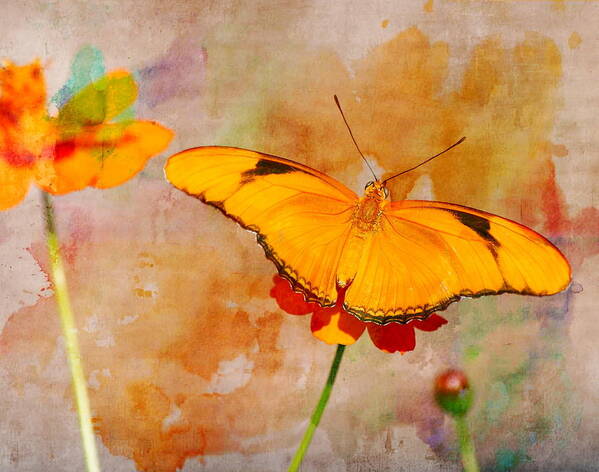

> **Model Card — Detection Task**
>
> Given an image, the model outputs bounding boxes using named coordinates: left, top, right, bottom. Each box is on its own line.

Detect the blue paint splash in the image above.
left=52, top=46, right=105, bottom=108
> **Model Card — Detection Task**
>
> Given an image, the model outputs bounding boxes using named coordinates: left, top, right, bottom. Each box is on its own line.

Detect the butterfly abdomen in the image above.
left=336, top=196, right=386, bottom=287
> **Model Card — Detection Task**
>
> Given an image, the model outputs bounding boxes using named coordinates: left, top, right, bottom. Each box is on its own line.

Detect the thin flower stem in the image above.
left=288, top=344, right=346, bottom=472
left=42, top=191, right=101, bottom=472
left=455, top=416, right=479, bottom=472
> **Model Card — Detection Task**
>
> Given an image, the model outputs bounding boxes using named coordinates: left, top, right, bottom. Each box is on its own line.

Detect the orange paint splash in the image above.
left=84, top=241, right=292, bottom=471
left=568, top=32, right=582, bottom=49
left=246, top=28, right=580, bottom=246
left=1, top=188, right=308, bottom=471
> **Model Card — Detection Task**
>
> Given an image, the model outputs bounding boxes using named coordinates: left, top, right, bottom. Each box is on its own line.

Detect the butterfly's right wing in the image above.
left=165, top=146, right=358, bottom=305
left=343, top=199, right=570, bottom=325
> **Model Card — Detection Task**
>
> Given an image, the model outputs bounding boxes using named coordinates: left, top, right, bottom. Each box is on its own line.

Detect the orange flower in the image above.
left=0, top=60, right=173, bottom=209
left=270, top=275, right=448, bottom=353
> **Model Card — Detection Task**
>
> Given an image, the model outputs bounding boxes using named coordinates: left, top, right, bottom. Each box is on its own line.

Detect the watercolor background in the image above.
left=1, top=0, right=597, bottom=470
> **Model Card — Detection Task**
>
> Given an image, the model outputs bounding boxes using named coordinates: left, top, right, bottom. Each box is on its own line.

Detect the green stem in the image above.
left=288, top=344, right=346, bottom=472
left=455, top=416, right=479, bottom=472
left=42, top=192, right=101, bottom=472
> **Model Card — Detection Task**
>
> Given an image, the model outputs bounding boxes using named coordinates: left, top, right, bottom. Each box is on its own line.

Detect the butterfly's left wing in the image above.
left=344, top=200, right=571, bottom=325
left=165, top=146, right=358, bottom=306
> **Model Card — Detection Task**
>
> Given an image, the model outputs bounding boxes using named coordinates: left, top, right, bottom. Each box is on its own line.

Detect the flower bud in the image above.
left=434, top=369, right=473, bottom=417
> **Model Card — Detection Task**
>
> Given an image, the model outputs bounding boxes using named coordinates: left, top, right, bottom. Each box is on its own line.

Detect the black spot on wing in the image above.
left=240, top=159, right=299, bottom=184
left=448, top=210, right=500, bottom=246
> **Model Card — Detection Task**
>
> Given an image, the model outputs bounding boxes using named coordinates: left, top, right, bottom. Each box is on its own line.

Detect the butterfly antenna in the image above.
left=334, top=95, right=378, bottom=181
left=382, top=136, right=466, bottom=185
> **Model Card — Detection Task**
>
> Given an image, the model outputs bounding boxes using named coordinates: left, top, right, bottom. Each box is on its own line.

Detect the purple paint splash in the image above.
left=137, top=34, right=207, bottom=109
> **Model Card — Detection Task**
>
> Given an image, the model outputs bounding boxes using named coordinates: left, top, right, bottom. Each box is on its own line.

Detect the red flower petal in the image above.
left=367, top=322, right=416, bottom=353
left=412, top=314, right=448, bottom=332
left=311, top=306, right=365, bottom=345
left=269, top=275, right=317, bottom=315
left=54, top=140, right=76, bottom=161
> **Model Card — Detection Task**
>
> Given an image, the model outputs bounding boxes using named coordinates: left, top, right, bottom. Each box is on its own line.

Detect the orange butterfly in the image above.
left=164, top=132, right=571, bottom=325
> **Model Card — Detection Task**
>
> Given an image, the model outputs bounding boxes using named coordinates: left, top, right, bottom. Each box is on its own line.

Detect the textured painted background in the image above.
left=1, top=1, right=597, bottom=470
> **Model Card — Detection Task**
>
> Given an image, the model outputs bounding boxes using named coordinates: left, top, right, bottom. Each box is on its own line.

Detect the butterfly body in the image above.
left=337, top=183, right=387, bottom=287
left=165, top=146, right=571, bottom=325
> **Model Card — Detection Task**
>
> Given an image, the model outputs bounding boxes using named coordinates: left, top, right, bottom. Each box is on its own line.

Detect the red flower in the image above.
left=269, top=275, right=447, bottom=353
